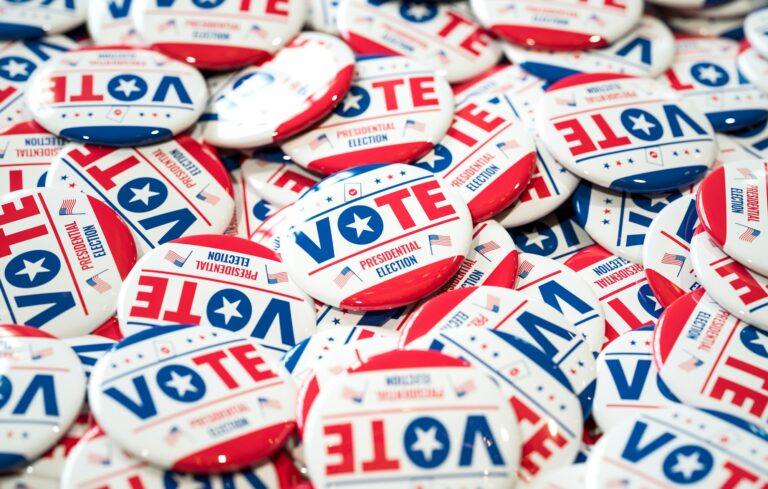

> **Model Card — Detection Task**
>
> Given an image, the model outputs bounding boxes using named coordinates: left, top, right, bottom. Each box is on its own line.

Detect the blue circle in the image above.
left=415, top=144, right=452, bottom=173
left=740, top=327, right=768, bottom=358
left=399, top=1, right=438, bottom=23
left=403, top=416, right=450, bottom=468
left=334, top=86, right=370, bottom=118
left=662, top=445, right=713, bottom=484
left=117, top=177, right=167, bottom=213
left=620, top=108, right=663, bottom=141
left=107, top=74, right=148, bottom=102
left=0, top=375, right=11, bottom=410
left=156, top=364, right=206, bottom=403
left=337, top=205, right=383, bottom=245
left=690, top=63, right=729, bottom=88
left=206, top=288, right=252, bottom=332
left=0, top=56, right=35, bottom=82
left=4, top=249, right=60, bottom=289
left=638, top=283, right=663, bottom=319
left=192, top=0, right=225, bottom=8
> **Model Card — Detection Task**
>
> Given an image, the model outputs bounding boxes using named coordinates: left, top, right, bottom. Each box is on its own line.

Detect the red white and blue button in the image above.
left=0, top=121, right=65, bottom=194
left=0, top=0, right=87, bottom=39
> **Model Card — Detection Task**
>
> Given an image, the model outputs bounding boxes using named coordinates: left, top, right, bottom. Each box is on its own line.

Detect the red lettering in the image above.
left=324, top=424, right=355, bottom=475
left=371, top=79, right=404, bottom=111
left=273, top=170, right=316, bottom=194
left=592, top=114, right=631, bottom=149
left=70, top=75, right=104, bottom=102
left=194, top=350, right=238, bottom=389
left=46, top=76, right=67, bottom=104
left=720, top=461, right=759, bottom=489
left=374, top=188, right=415, bottom=230
left=361, top=420, right=400, bottom=472
left=0, top=86, right=17, bottom=106
left=411, top=180, right=455, bottom=221
left=264, top=0, right=288, bottom=15
left=0, top=196, right=47, bottom=257
left=162, top=281, right=202, bottom=324
left=456, top=103, right=504, bottom=132
left=715, top=261, right=768, bottom=305
left=229, top=343, right=277, bottom=383
left=409, top=77, right=438, bottom=107
left=128, top=275, right=168, bottom=319
left=520, top=424, right=568, bottom=476
left=553, top=119, right=597, bottom=156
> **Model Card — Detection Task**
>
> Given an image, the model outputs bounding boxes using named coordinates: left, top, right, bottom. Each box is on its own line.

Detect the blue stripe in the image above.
left=616, top=192, right=628, bottom=246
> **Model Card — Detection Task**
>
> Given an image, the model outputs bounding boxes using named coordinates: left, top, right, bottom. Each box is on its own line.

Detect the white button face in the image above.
left=25, top=47, right=207, bottom=147
left=537, top=74, right=717, bottom=193
left=690, top=228, right=768, bottom=330
left=667, top=15, right=744, bottom=39
left=470, top=0, right=642, bottom=50
left=0, top=36, right=78, bottom=126
left=0, top=0, right=87, bottom=39
left=586, top=405, right=768, bottom=488
left=746, top=7, right=768, bottom=58
left=0, top=325, right=86, bottom=472
left=200, top=33, right=355, bottom=148
left=47, top=137, right=235, bottom=255
left=131, top=0, right=306, bottom=70
left=654, top=289, right=768, bottom=426
left=303, top=349, right=521, bottom=488
left=89, top=326, right=298, bottom=472
left=572, top=180, right=694, bottom=265
left=117, top=235, right=316, bottom=356
left=281, top=163, right=473, bottom=310
left=306, top=0, right=341, bottom=34
left=0, top=121, right=66, bottom=195
left=0, top=188, right=138, bottom=337
left=739, top=42, right=768, bottom=96
left=87, top=0, right=144, bottom=45
left=592, top=325, right=678, bottom=432
left=696, top=161, right=768, bottom=277
left=528, top=464, right=586, bottom=489
left=661, top=37, right=768, bottom=132
left=337, top=0, right=501, bottom=83
left=565, top=245, right=663, bottom=346
left=229, top=164, right=277, bottom=240
left=642, top=196, right=701, bottom=308
left=503, top=16, right=674, bottom=81
left=241, top=151, right=322, bottom=208
left=280, top=56, right=454, bottom=175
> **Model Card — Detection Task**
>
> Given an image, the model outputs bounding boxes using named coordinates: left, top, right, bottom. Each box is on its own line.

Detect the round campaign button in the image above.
left=502, top=16, right=675, bottom=81
left=87, top=0, right=143, bottom=45
left=47, top=136, right=234, bottom=255
left=407, top=327, right=583, bottom=485
left=528, top=464, right=586, bottom=489
left=303, top=349, right=521, bottom=488
left=229, top=161, right=278, bottom=240
left=514, top=253, right=605, bottom=353
left=117, top=235, right=316, bottom=356
left=399, top=286, right=597, bottom=416
left=655, top=289, right=768, bottom=426
left=414, top=96, right=536, bottom=222
left=281, top=163, right=472, bottom=310
left=241, top=150, right=322, bottom=208
left=131, top=0, right=305, bottom=70
left=294, top=334, right=399, bottom=434
left=0, top=121, right=66, bottom=194
left=667, top=15, right=744, bottom=41
left=89, top=325, right=297, bottom=472
left=662, top=37, right=768, bottom=132
left=696, top=161, right=768, bottom=277
left=61, top=426, right=305, bottom=489
left=537, top=73, right=717, bottom=193
left=469, top=0, right=642, bottom=50
left=25, top=46, right=207, bottom=147
left=282, top=325, right=398, bottom=385
left=739, top=41, right=768, bottom=95
left=690, top=227, right=768, bottom=330
left=0, top=36, right=77, bottom=126
left=19, top=408, right=93, bottom=481
left=200, top=33, right=355, bottom=148
left=250, top=202, right=293, bottom=253
left=0, top=188, right=137, bottom=337
left=280, top=56, right=454, bottom=175
left=585, top=405, right=768, bottom=487
left=730, top=121, right=768, bottom=161
left=510, top=205, right=595, bottom=262
left=0, top=325, right=86, bottom=471
left=592, top=325, right=679, bottom=432
left=337, top=0, right=501, bottom=83
left=565, top=245, right=663, bottom=345
left=746, top=8, right=768, bottom=58
left=0, top=0, right=87, bottom=39
left=643, top=195, right=701, bottom=308
left=572, top=180, right=693, bottom=265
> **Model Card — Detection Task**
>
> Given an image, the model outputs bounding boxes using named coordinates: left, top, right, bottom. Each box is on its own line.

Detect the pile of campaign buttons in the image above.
left=2, top=1, right=768, bottom=488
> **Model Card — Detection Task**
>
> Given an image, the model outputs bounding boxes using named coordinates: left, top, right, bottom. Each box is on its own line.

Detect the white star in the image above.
left=419, top=151, right=442, bottom=171
left=214, top=297, right=243, bottom=325
left=342, top=92, right=363, bottom=112
left=697, top=65, right=723, bottom=84
left=114, top=78, right=140, bottom=98
left=670, top=451, right=705, bottom=480
left=346, top=213, right=373, bottom=238
left=164, top=370, right=197, bottom=398
left=15, top=258, right=49, bottom=282
left=749, top=333, right=768, bottom=353
left=629, top=113, right=656, bottom=136
left=406, top=3, right=431, bottom=19
left=129, top=182, right=159, bottom=206
left=410, top=426, right=443, bottom=462
left=1, top=59, right=29, bottom=78
left=521, top=229, right=548, bottom=248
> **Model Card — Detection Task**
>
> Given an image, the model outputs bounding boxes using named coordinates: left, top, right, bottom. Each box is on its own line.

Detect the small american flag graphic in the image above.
left=518, top=260, right=534, bottom=279
left=31, top=347, right=53, bottom=360
left=661, top=253, right=685, bottom=267
left=87, top=450, right=112, bottom=465
left=606, top=479, right=629, bottom=488
left=739, top=226, right=761, bottom=243
left=249, top=24, right=268, bottom=39
left=429, top=234, right=451, bottom=255
left=588, top=13, right=606, bottom=26
left=453, top=379, right=476, bottom=397
left=0, top=142, right=9, bottom=159
left=484, top=294, right=500, bottom=313
left=436, top=49, right=449, bottom=64
left=196, top=185, right=220, bottom=205
left=159, top=19, right=177, bottom=31
left=736, top=167, right=757, bottom=180
left=403, top=119, right=426, bottom=134
left=474, top=240, right=500, bottom=261
left=678, top=355, right=704, bottom=372
left=164, top=426, right=182, bottom=446
left=257, top=397, right=283, bottom=409
left=59, top=199, right=81, bottom=215
left=555, top=95, right=576, bottom=107
left=342, top=386, right=366, bottom=403
left=496, top=139, right=519, bottom=151
left=265, top=265, right=288, bottom=284
left=309, top=133, right=332, bottom=150
left=165, top=250, right=190, bottom=267
left=86, top=271, right=112, bottom=294
left=334, top=266, right=357, bottom=288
